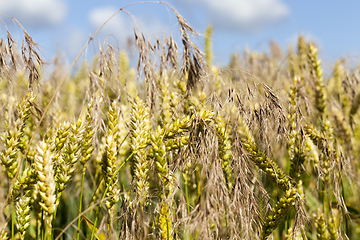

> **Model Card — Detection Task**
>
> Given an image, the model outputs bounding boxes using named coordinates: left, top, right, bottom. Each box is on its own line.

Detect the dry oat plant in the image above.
left=1, top=2, right=360, bottom=240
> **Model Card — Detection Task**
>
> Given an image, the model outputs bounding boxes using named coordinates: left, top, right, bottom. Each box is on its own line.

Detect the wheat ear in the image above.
left=216, top=115, right=234, bottom=190
left=35, top=141, right=56, bottom=239
left=130, top=96, right=151, bottom=207
left=102, top=100, right=121, bottom=214
left=15, top=190, right=31, bottom=240
left=238, top=116, right=294, bottom=191
left=308, top=44, right=327, bottom=124
left=150, top=126, right=174, bottom=239
left=0, top=92, right=34, bottom=180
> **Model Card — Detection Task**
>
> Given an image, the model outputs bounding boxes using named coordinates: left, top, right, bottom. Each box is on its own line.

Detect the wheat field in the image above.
left=1, top=3, right=360, bottom=240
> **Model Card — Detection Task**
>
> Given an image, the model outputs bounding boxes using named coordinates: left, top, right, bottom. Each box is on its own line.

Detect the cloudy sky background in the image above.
left=0, top=0, right=359, bottom=70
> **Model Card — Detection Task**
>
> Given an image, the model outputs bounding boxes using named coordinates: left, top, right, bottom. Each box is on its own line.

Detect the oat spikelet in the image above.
left=174, top=9, right=205, bottom=91
left=22, top=31, right=45, bottom=89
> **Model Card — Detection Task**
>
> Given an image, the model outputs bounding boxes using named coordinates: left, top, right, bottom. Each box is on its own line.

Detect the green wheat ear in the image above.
left=238, top=116, right=294, bottom=191
left=80, top=98, right=96, bottom=168
left=102, top=100, right=121, bottom=214
left=288, top=76, right=307, bottom=180
left=10, top=163, right=37, bottom=201
left=54, top=119, right=84, bottom=205
left=308, top=44, right=327, bottom=124
left=297, top=35, right=308, bottom=76
left=158, top=72, right=172, bottom=126
left=0, top=228, right=8, bottom=240
left=216, top=115, right=234, bottom=190
left=130, top=96, right=151, bottom=207
left=205, top=24, right=213, bottom=68
left=261, top=187, right=298, bottom=239
left=150, top=126, right=174, bottom=240
left=285, top=227, right=303, bottom=240
left=315, top=210, right=330, bottom=240
left=0, top=92, right=35, bottom=180
left=16, top=190, right=32, bottom=240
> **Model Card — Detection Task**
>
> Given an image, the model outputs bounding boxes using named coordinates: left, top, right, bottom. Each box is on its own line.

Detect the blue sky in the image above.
left=1, top=0, right=360, bottom=70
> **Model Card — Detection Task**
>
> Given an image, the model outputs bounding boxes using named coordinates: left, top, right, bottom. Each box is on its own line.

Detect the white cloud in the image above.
left=0, top=0, right=67, bottom=28
left=183, top=0, right=289, bottom=31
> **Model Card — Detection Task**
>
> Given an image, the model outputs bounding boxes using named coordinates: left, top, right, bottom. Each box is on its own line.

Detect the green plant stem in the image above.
left=90, top=153, right=133, bottom=240
left=341, top=178, right=349, bottom=236
left=184, top=174, right=190, bottom=214
left=90, top=206, right=100, bottom=240
left=77, top=168, right=87, bottom=240
left=11, top=202, right=14, bottom=240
